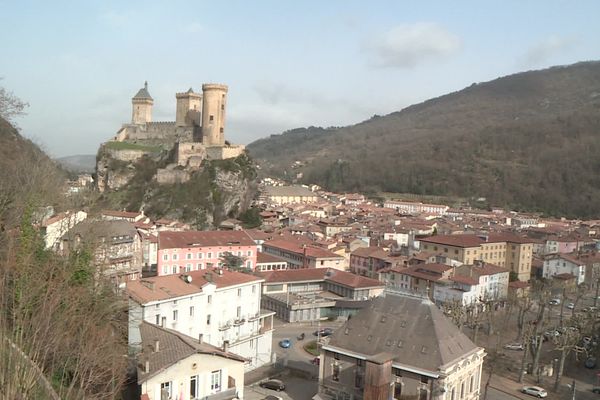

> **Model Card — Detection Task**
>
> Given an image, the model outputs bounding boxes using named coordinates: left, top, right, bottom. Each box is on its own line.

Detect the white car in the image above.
left=521, top=386, right=548, bottom=398
left=503, top=342, right=524, bottom=351
left=549, top=299, right=561, bottom=306
left=567, top=302, right=575, bottom=310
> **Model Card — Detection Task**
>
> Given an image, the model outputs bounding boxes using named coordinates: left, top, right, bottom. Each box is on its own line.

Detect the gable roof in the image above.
left=326, top=293, right=481, bottom=373
left=127, top=268, right=263, bottom=304
left=258, top=268, right=383, bottom=289
left=137, top=321, right=245, bottom=383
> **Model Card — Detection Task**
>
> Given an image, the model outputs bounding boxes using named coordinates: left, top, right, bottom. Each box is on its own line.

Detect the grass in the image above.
left=104, top=141, right=162, bottom=153
left=303, top=340, right=319, bottom=356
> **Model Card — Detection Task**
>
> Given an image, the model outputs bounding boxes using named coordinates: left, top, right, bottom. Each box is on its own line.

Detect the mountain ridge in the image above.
left=247, top=61, right=600, bottom=218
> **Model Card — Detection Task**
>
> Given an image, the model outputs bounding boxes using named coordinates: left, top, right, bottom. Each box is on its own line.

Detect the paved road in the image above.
left=485, top=387, right=523, bottom=400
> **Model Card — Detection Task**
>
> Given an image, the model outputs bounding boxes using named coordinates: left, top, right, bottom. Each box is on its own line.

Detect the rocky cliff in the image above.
left=94, top=142, right=257, bottom=228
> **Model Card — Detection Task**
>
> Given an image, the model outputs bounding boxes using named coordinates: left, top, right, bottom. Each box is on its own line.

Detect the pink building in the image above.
left=157, top=230, right=257, bottom=276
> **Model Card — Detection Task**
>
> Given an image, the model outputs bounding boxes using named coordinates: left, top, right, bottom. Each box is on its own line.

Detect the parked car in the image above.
left=592, top=387, right=600, bottom=394
left=260, top=379, right=286, bottom=391
left=503, top=343, right=524, bottom=351
left=583, top=336, right=592, bottom=345
left=313, top=328, right=334, bottom=337
left=544, top=329, right=560, bottom=338
left=521, top=386, right=548, bottom=398
left=297, top=332, right=305, bottom=340
left=567, top=302, right=575, bottom=310
left=279, top=339, right=291, bottom=348
left=549, top=299, right=561, bottom=306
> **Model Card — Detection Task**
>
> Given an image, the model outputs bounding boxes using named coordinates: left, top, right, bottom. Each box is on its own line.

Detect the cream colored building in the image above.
left=318, top=293, right=485, bottom=400
left=137, top=322, right=246, bottom=400
left=260, top=185, right=320, bottom=205
left=419, top=233, right=533, bottom=281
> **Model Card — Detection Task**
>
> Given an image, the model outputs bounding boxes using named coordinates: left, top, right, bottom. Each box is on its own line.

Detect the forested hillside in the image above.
left=247, top=61, right=600, bottom=218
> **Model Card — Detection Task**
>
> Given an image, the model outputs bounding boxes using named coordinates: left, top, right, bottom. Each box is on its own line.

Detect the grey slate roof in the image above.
left=263, top=185, right=317, bottom=198
left=138, top=321, right=246, bottom=383
left=327, top=293, right=480, bottom=373
left=133, top=81, right=153, bottom=100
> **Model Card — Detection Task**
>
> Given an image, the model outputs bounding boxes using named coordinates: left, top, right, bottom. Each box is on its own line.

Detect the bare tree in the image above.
left=0, top=79, right=28, bottom=123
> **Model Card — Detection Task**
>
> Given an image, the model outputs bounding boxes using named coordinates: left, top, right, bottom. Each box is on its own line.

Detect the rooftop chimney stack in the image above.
left=199, top=334, right=203, bottom=344
left=223, top=340, right=229, bottom=353
left=145, top=360, right=150, bottom=373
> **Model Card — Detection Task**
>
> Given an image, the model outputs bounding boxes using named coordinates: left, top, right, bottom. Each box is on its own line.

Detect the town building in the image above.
left=136, top=321, right=245, bottom=400
left=259, top=268, right=384, bottom=322
left=317, top=292, right=485, bottom=400
left=419, top=234, right=533, bottom=281
left=383, top=200, right=449, bottom=216
left=433, top=262, right=509, bottom=305
left=127, top=268, right=274, bottom=371
left=60, top=219, right=142, bottom=285
left=260, top=185, right=320, bottom=205
left=542, top=253, right=586, bottom=285
left=40, top=210, right=87, bottom=249
left=350, top=247, right=407, bottom=278
left=262, top=239, right=345, bottom=270
left=157, top=230, right=257, bottom=276
left=255, top=251, right=288, bottom=272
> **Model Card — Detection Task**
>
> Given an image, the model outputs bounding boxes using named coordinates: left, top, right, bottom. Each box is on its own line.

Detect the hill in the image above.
left=247, top=61, right=600, bottom=218
left=56, top=154, right=96, bottom=173
left=0, top=116, right=65, bottom=228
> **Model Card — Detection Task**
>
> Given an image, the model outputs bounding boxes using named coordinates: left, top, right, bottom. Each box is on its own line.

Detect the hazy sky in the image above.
left=2, top=1, right=599, bottom=157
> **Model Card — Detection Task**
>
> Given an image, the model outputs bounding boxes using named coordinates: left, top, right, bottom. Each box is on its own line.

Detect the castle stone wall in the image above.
left=176, top=142, right=207, bottom=166
left=106, top=148, right=151, bottom=162
left=205, top=145, right=245, bottom=160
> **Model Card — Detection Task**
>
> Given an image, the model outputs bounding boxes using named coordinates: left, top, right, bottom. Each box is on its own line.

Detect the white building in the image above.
left=127, top=268, right=275, bottom=371
left=137, top=322, right=246, bottom=400
left=434, top=262, right=509, bottom=306
left=543, top=254, right=586, bottom=285
left=383, top=200, right=448, bottom=215
left=40, top=210, right=87, bottom=249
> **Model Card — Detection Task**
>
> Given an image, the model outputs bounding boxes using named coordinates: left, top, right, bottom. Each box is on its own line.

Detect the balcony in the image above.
left=218, top=321, right=231, bottom=331
left=233, top=318, right=245, bottom=326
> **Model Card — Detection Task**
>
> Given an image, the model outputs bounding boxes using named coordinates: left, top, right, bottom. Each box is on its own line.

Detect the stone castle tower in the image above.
left=175, top=88, right=202, bottom=127
left=131, top=81, right=153, bottom=124
left=201, top=83, right=228, bottom=146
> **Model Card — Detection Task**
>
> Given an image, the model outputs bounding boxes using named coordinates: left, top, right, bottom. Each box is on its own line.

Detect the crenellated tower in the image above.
left=131, top=81, right=153, bottom=124
left=201, top=83, right=228, bottom=146
left=175, top=88, right=202, bottom=127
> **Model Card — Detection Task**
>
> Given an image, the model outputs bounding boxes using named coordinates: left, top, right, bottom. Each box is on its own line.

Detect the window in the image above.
left=172, top=266, right=177, bottom=274
left=185, top=263, right=192, bottom=272
left=247, top=250, right=252, bottom=256
left=419, top=388, right=428, bottom=400
left=190, top=306, right=194, bottom=317
left=190, top=375, right=198, bottom=399
left=155, top=314, right=160, bottom=325
left=162, top=254, right=168, bottom=261
left=394, top=382, right=403, bottom=400
left=162, top=266, right=168, bottom=275
left=161, top=316, right=166, bottom=327
left=172, top=254, right=178, bottom=261
left=252, top=285, right=256, bottom=294
left=460, top=381, right=465, bottom=399
left=206, top=314, right=211, bottom=325
left=246, top=260, right=252, bottom=269
left=237, top=306, right=241, bottom=318
left=210, top=370, right=221, bottom=392
left=173, top=310, right=178, bottom=321
left=208, top=295, right=212, bottom=304
left=451, top=387, right=456, bottom=400
left=198, top=252, right=203, bottom=259
left=161, top=381, right=172, bottom=398
left=197, top=263, right=203, bottom=269
left=209, top=115, right=214, bottom=122
left=469, top=375, right=474, bottom=392
left=237, top=288, right=242, bottom=297
left=207, top=252, right=212, bottom=259
left=332, top=363, right=340, bottom=381
left=220, top=127, right=224, bottom=133
left=187, top=253, right=192, bottom=260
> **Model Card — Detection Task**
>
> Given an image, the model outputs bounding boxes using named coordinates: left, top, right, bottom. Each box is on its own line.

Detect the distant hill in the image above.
left=247, top=61, right=600, bottom=218
left=56, top=154, right=96, bottom=173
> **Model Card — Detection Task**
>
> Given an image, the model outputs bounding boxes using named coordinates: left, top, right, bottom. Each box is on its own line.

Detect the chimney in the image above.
left=154, top=339, right=160, bottom=352
left=145, top=360, right=150, bottom=373
left=223, top=340, right=229, bottom=353
left=160, top=318, right=165, bottom=328
left=199, top=334, right=203, bottom=344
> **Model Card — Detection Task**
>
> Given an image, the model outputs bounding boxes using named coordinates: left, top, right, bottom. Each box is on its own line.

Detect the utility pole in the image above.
left=571, top=380, right=576, bottom=400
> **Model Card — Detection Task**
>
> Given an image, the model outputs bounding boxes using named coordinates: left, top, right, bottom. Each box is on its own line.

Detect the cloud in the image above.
left=519, top=35, right=578, bottom=67
left=368, top=22, right=461, bottom=68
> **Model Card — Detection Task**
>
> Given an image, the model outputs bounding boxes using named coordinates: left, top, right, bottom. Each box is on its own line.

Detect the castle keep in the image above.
left=113, top=82, right=244, bottom=164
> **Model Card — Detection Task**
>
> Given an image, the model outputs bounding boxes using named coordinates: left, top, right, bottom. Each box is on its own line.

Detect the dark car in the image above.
left=585, top=357, right=597, bottom=369
left=260, top=379, right=285, bottom=391
left=313, top=328, right=334, bottom=337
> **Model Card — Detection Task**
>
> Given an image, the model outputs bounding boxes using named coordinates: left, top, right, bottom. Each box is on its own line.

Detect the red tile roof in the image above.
left=126, top=268, right=262, bottom=303
left=263, top=239, right=343, bottom=259
left=258, top=268, right=383, bottom=289
left=256, top=251, right=287, bottom=264
left=158, top=230, right=255, bottom=249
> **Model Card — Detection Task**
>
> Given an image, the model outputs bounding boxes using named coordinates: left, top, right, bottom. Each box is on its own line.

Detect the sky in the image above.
left=1, top=1, right=599, bottom=157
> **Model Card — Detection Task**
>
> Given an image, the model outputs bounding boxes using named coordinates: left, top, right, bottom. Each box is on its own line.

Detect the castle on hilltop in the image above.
left=113, top=82, right=244, bottom=162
